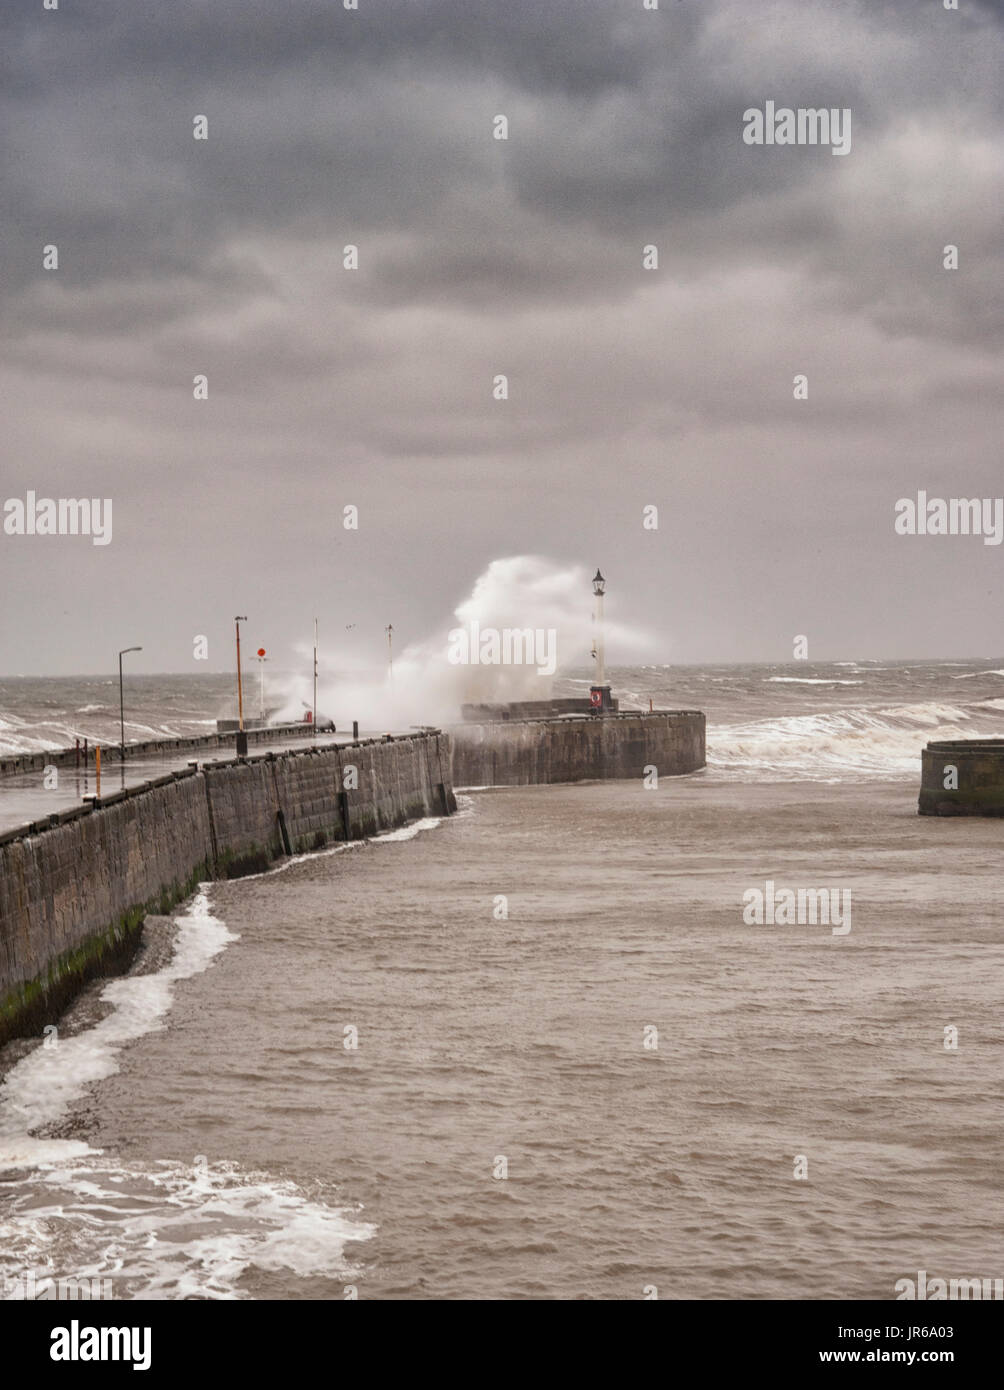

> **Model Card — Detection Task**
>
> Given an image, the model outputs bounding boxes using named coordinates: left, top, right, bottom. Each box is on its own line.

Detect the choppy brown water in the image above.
left=4, top=777, right=1000, bottom=1300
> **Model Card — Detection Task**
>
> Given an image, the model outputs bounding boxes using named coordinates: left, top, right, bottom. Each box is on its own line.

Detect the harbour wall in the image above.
left=0, top=733, right=455, bottom=1047
left=919, top=739, right=1004, bottom=816
left=0, top=722, right=319, bottom=781
left=460, top=697, right=618, bottom=721
left=449, top=711, right=706, bottom=787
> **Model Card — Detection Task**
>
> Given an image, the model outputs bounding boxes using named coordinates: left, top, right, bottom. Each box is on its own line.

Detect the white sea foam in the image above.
left=766, top=677, right=864, bottom=685
left=709, top=700, right=1004, bottom=781
left=0, top=726, right=77, bottom=755
left=0, top=891, right=373, bottom=1299
left=0, top=892, right=236, bottom=1170
left=375, top=816, right=442, bottom=842
left=0, top=1157, right=374, bottom=1300
left=233, top=812, right=445, bottom=884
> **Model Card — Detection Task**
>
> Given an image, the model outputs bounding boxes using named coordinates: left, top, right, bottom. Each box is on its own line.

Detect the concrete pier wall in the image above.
left=919, top=739, right=1004, bottom=816
left=0, top=734, right=455, bottom=1047
left=449, top=711, right=706, bottom=787
left=1, top=712, right=706, bottom=1048
left=460, top=697, right=618, bottom=721
left=0, top=722, right=320, bottom=782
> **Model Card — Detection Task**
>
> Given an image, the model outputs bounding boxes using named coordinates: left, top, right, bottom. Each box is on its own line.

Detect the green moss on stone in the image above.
left=0, top=858, right=211, bottom=1048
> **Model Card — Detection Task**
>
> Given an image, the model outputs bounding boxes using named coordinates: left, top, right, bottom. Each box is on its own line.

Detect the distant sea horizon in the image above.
left=2, top=659, right=1004, bottom=782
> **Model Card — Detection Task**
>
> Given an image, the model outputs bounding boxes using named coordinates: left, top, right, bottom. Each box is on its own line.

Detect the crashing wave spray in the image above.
left=271, top=556, right=652, bottom=728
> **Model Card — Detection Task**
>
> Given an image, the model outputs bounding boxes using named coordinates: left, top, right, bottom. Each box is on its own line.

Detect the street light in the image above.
left=118, top=647, right=142, bottom=760
left=592, top=569, right=606, bottom=690
left=234, top=617, right=248, bottom=733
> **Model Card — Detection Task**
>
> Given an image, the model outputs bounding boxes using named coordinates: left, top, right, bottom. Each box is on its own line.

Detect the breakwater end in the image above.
left=0, top=733, right=455, bottom=1048
left=460, top=697, right=619, bottom=721
left=449, top=710, right=706, bottom=787
left=919, top=739, right=1004, bottom=816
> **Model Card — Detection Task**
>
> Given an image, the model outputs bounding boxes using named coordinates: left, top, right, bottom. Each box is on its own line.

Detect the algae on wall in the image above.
left=0, top=734, right=456, bottom=1048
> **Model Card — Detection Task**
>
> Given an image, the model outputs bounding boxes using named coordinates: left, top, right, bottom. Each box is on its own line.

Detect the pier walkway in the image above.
left=0, top=728, right=409, bottom=835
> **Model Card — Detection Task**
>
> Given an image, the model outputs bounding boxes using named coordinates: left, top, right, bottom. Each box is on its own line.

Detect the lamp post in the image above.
left=313, top=618, right=318, bottom=733
left=386, top=623, right=394, bottom=682
left=590, top=569, right=610, bottom=714
left=118, top=646, right=142, bottom=761
left=592, top=569, right=606, bottom=687
left=234, top=616, right=248, bottom=753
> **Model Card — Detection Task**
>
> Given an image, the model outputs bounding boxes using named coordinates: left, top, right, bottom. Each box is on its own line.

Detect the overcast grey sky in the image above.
left=1, top=0, right=1001, bottom=674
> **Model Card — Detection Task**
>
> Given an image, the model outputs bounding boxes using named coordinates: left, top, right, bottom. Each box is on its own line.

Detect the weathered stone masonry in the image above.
left=1, top=714, right=705, bottom=1049
left=0, top=734, right=456, bottom=1047
left=449, top=711, right=706, bottom=787
left=919, top=739, right=1004, bottom=816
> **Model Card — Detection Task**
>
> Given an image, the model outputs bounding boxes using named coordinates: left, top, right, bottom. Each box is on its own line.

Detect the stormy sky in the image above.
left=1, top=0, right=1001, bottom=675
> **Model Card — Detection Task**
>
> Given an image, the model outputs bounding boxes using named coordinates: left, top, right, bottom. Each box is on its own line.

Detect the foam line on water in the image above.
left=0, top=1157, right=375, bottom=1300
left=0, top=887, right=374, bottom=1300
left=0, top=891, right=236, bottom=1171
left=709, top=699, right=1004, bottom=780
left=373, top=816, right=442, bottom=842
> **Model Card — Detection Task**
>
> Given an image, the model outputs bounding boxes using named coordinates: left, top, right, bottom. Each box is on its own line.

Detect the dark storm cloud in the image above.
left=2, top=0, right=998, bottom=360
left=0, top=0, right=1001, bottom=671
left=2, top=0, right=1000, bottom=332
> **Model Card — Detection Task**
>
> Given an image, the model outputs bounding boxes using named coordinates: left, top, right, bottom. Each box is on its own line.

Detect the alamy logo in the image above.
left=742, top=101, right=851, bottom=156
left=895, top=1270, right=1003, bottom=1300
left=50, top=1319, right=151, bottom=1371
left=742, top=880, right=851, bottom=935
left=894, top=492, right=1003, bottom=546
left=447, top=621, right=557, bottom=676
left=3, top=1268, right=112, bottom=1300
left=3, top=491, right=113, bottom=546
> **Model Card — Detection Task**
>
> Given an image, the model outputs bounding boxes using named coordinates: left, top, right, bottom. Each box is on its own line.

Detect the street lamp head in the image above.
left=119, top=646, right=142, bottom=656
left=235, top=615, right=247, bottom=622
left=592, top=568, right=606, bottom=597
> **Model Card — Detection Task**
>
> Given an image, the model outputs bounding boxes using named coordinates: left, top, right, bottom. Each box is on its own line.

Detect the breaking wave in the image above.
left=0, top=892, right=374, bottom=1300
left=709, top=700, right=1004, bottom=781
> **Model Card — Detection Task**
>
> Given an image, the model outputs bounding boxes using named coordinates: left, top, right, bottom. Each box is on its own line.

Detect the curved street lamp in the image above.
left=119, top=647, right=142, bottom=759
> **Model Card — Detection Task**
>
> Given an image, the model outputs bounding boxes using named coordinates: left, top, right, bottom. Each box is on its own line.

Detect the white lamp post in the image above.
left=590, top=569, right=613, bottom=713
left=592, top=569, right=606, bottom=688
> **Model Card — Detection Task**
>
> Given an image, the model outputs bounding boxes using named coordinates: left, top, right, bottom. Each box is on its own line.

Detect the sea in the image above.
left=1, top=661, right=1002, bottom=1300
